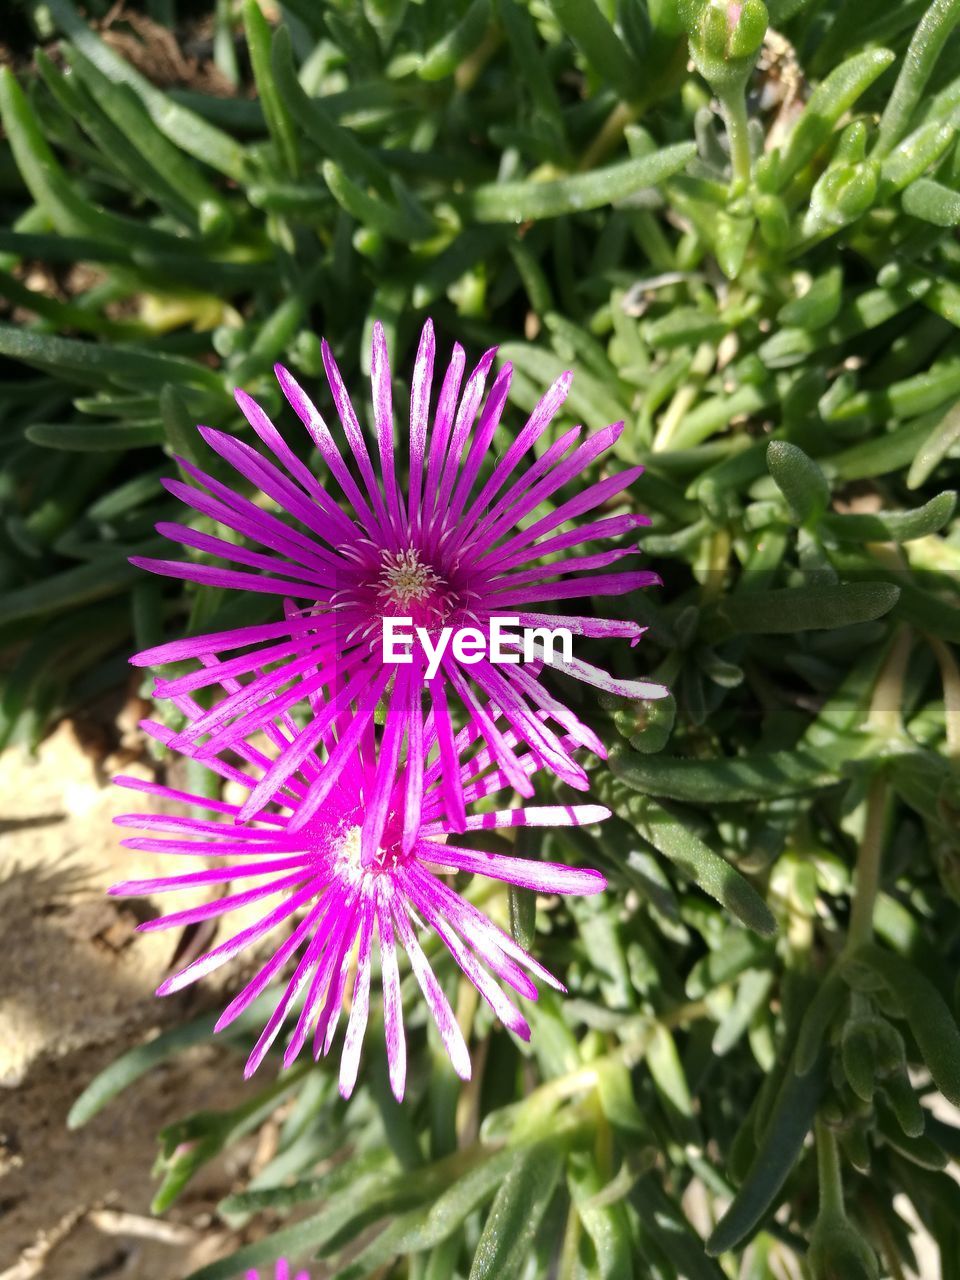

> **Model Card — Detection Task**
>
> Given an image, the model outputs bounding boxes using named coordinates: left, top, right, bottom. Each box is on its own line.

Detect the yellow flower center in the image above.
left=377, top=548, right=442, bottom=608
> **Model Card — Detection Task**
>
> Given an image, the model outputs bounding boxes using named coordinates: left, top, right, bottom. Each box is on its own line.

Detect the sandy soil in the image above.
left=0, top=706, right=267, bottom=1279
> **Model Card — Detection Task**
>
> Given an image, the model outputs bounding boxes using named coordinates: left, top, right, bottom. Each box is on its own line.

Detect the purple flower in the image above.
left=110, top=667, right=606, bottom=1100
left=130, top=320, right=664, bottom=863
left=246, top=1263, right=309, bottom=1280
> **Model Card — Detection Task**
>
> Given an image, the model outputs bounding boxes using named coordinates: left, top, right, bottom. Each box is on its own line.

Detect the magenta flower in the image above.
left=246, top=1263, right=308, bottom=1280
left=130, top=320, right=664, bottom=862
left=110, top=669, right=606, bottom=1100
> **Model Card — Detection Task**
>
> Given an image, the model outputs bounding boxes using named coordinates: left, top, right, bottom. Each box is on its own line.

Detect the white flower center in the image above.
left=333, top=824, right=365, bottom=879
left=377, top=548, right=442, bottom=608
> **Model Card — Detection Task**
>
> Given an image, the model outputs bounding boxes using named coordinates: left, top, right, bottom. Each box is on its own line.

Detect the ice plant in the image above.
left=109, top=664, right=607, bottom=1100
left=130, top=320, right=665, bottom=864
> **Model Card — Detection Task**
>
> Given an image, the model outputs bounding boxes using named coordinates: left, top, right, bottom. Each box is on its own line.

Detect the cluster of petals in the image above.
left=131, top=319, right=665, bottom=862
left=110, top=659, right=607, bottom=1099
left=116, top=321, right=669, bottom=1093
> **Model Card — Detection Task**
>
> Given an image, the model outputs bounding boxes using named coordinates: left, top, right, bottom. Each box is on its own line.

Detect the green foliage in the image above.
left=2, top=0, right=960, bottom=1276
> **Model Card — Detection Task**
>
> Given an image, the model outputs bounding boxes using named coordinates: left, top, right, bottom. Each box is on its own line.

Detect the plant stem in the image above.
left=929, top=634, right=960, bottom=758
left=718, top=88, right=752, bottom=187
left=846, top=773, right=888, bottom=951
left=865, top=625, right=912, bottom=738
left=815, top=1117, right=846, bottom=1220
left=557, top=1200, right=582, bottom=1280
left=652, top=340, right=716, bottom=451
left=455, top=25, right=503, bottom=92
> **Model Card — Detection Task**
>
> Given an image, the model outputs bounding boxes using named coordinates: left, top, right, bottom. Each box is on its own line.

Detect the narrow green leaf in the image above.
left=874, top=0, right=960, bottom=158
left=718, top=583, right=900, bottom=633
left=160, top=383, right=204, bottom=467
left=846, top=943, right=960, bottom=1106
left=777, top=265, right=844, bottom=330
left=821, top=490, right=956, bottom=541
left=824, top=360, right=960, bottom=423
left=0, top=266, right=143, bottom=337
left=42, top=0, right=249, bottom=180
left=35, top=50, right=198, bottom=229
left=244, top=1, right=299, bottom=176
left=322, top=161, right=435, bottom=242
left=499, top=0, right=566, bottom=140
left=706, top=1053, right=827, bottom=1255
left=760, top=280, right=929, bottom=367
left=463, top=144, right=696, bottom=223
left=507, top=238, right=556, bottom=316
left=609, top=745, right=837, bottom=803
left=543, top=0, right=642, bottom=101
left=885, top=1071, right=926, bottom=1139
left=713, top=969, right=775, bottom=1056
left=778, top=49, right=896, bottom=185
left=666, top=381, right=775, bottom=450
left=825, top=413, right=943, bottom=480
left=644, top=307, right=729, bottom=349
left=469, top=1140, right=565, bottom=1280
left=907, top=401, right=960, bottom=487
left=903, top=175, right=960, bottom=224
left=497, top=342, right=624, bottom=431
left=571, top=1165, right=634, bottom=1280
left=0, top=66, right=183, bottom=252
left=795, top=968, right=848, bottom=1075
left=219, top=1150, right=391, bottom=1217
left=188, top=1164, right=447, bottom=1280
left=880, top=121, right=955, bottom=194
left=64, top=46, right=229, bottom=229
left=68, top=1010, right=236, bottom=1128
left=25, top=420, right=164, bottom=450
left=88, top=470, right=166, bottom=522
left=419, top=0, right=492, bottom=80
left=766, top=440, right=831, bottom=525
left=686, top=930, right=771, bottom=999
left=333, top=1148, right=516, bottom=1279
left=509, top=884, right=537, bottom=950
left=1, top=557, right=143, bottom=625
left=876, top=1100, right=948, bottom=1169
left=639, top=1176, right=730, bottom=1279
left=0, top=325, right=223, bottom=392
left=624, top=795, right=776, bottom=936
left=0, top=230, right=129, bottom=265
left=271, top=27, right=392, bottom=194
left=646, top=1023, right=698, bottom=1143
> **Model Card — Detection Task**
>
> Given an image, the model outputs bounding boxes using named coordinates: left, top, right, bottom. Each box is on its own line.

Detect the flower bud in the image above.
left=808, top=1215, right=879, bottom=1280
left=804, top=161, right=879, bottom=234
left=688, top=1, right=769, bottom=92
left=616, top=691, right=676, bottom=753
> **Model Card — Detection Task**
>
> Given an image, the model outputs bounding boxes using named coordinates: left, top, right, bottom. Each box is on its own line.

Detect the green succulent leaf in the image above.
left=469, top=1140, right=566, bottom=1280
left=718, top=582, right=900, bottom=633
left=707, top=1051, right=828, bottom=1254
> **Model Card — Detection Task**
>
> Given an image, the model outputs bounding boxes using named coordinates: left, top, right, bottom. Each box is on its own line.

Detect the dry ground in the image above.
left=0, top=699, right=273, bottom=1279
